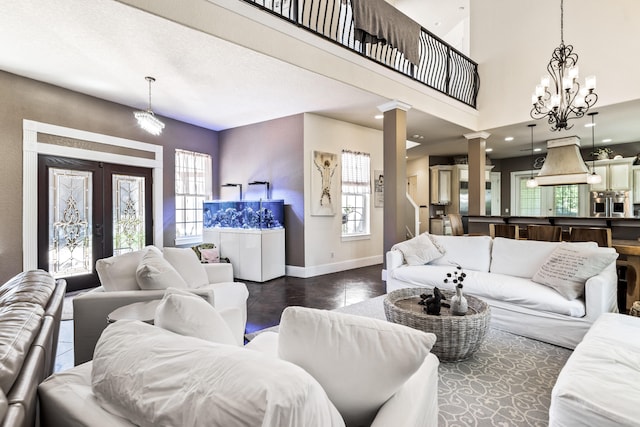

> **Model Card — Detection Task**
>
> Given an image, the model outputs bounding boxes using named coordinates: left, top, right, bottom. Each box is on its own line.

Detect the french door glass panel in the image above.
left=48, top=168, right=93, bottom=278
left=113, top=174, right=146, bottom=256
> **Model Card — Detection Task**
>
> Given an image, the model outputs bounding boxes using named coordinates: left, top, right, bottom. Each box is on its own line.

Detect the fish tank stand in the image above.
left=203, top=200, right=285, bottom=282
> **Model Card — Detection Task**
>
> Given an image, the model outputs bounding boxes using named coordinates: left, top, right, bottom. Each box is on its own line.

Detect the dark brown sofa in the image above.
left=0, top=270, right=66, bottom=427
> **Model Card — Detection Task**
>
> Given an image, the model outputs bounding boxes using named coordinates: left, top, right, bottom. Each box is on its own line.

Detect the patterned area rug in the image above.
left=246, top=295, right=573, bottom=426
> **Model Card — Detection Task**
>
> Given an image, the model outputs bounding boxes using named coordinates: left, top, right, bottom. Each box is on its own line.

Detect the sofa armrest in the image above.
left=203, top=263, right=234, bottom=283
left=73, top=288, right=170, bottom=366
left=584, top=259, right=619, bottom=320
left=386, top=250, right=404, bottom=271
left=371, top=353, right=439, bottom=427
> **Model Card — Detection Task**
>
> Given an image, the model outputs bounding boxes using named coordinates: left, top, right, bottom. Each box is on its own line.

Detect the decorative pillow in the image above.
left=95, top=249, right=145, bottom=291
left=532, top=244, right=618, bottom=300
left=162, top=247, right=209, bottom=287
left=278, top=306, right=436, bottom=427
left=200, top=248, right=220, bottom=263
left=135, top=248, right=188, bottom=290
left=92, top=321, right=345, bottom=427
left=154, top=290, right=237, bottom=346
left=391, top=233, right=444, bottom=266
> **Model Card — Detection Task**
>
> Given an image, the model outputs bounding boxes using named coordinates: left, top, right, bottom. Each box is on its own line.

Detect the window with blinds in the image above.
left=341, top=150, right=371, bottom=237
left=175, top=149, right=212, bottom=244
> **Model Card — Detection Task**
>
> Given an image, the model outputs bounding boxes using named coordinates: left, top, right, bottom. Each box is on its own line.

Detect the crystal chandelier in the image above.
left=134, top=76, right=165, bottom=136
left=530, top=0, right=597, bottom=131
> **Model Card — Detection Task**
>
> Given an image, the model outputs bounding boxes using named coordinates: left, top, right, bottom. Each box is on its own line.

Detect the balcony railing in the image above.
left=242, top=0, right=479, bottom=108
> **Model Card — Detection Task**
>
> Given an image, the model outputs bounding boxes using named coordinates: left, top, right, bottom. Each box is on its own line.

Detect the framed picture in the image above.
left=311, top=150, right=338, bottom=216
left=374, top=169, right=384, bottom=208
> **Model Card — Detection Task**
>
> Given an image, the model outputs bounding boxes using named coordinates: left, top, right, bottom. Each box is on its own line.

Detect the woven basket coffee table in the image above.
left=384, top=288, right=491, bottom=362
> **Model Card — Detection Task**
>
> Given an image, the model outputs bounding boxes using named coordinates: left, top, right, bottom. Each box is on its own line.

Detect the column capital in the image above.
left=463, top=131, right=491, bottom=141
left=378, top=100, right=412, bottom=113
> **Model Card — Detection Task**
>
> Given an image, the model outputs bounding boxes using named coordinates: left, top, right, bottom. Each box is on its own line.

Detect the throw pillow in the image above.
left=532, top=244, right=618, bottom=300
left=135, top=248, right=188, bottom=290
left=95, top=249, right=145, bottom=291
left=162, top=247, right=209, bottom=288
left=277, top=306, right=436, bottom=427
left=92, top=321, right=345, bottom=427
left=200, top=248, right=220, bottom=263
left=154, top=290, right=237, bottom=346
left=391, top=233, right=444, bottom=266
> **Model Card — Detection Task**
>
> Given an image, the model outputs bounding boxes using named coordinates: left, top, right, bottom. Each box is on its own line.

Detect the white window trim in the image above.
left=22, top=120, right=163, bottom=271
left=174, top=149, right=212, bottom=245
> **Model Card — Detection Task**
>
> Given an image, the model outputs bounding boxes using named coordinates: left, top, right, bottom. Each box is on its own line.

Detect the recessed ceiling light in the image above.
left=505, top=136, right=514, bottom=141
left=485, top=148, right=493, bottom=152
left=534, top=148, right=542, bottom=152
left=585, top=123, right=596, bottom=128
left=374, top=114, right=383, bottom=119
left=602, top=138, right=612, bottom=143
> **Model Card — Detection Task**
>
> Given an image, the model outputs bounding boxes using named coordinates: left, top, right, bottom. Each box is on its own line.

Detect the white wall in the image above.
left=302, top=114, right=384, bottom=276
left=471, top=0, right=640, bottom=130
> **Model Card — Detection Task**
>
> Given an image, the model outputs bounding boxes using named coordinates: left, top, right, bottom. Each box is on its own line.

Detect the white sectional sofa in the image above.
left=549, top=313, right=640, bottom=426
left=386, top=234, right=619, bottom=349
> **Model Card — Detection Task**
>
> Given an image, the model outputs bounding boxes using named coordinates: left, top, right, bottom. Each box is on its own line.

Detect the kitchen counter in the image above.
left=466, top=216, right=640, bottom=240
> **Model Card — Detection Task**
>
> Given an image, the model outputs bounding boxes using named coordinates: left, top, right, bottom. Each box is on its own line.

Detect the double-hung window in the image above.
left=341, top=150, right=371, bottom=237
left=175, top=149, right=212, bottom=244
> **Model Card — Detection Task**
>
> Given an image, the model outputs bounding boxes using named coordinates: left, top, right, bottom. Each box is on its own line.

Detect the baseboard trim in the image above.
left=286, top=255, right=383, bottom=278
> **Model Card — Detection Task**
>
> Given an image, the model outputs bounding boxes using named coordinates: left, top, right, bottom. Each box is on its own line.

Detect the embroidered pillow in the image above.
left=532, top=244, right=618, bottom=300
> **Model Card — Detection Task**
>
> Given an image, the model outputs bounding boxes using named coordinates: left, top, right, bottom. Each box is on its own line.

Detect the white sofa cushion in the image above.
left=391, top=233, right=444, bottom=266
left=135, top=248, right=188, bottom=290
left=277, top=306, right=436, bottom=427
left=95, top=249, right=145, bottom=291
left=430, top=235, right=493, bottom=272
left=391, top=265, right=587, bottom=317
left=533, top=244, right=618, bottom=300
left=162, top=247, right=209, bottom=287
left=490, top=238, right=600, bottom=279
left=490, top=238, right=562, bottom=278
left=154, top=290, right=237, bottom=346
left=550, top=313, right=640, bottom=426
left=92, top=321, right=345, bottom=427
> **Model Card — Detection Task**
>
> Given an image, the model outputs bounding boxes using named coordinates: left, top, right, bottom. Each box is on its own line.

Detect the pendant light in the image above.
left=526, top=124, right=539, bottom=188
left=586, top=112, right=602, bottom=185
left=134, top=76, right=165, bottom=136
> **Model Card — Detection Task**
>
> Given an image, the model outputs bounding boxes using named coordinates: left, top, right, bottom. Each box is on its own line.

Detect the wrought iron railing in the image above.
left=242, top=0, right=479, bottom=108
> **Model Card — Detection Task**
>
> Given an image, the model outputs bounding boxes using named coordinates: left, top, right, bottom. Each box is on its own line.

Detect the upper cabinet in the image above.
left=430, top=166, right=452, bottom=205
left=633, top=166, right=640, bottom=203
left=589, top=158, right=634, bottom=191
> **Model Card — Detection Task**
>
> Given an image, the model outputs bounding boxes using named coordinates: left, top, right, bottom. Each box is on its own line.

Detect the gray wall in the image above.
left=0, top=71, right=218, bottom=283
left=218, top=115, right=305, bottom=267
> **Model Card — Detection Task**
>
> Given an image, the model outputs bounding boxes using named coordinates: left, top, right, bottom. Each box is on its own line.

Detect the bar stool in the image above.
left=489, top=223, right=519, bottom=239
left=527, top=225, right=562, bottom=242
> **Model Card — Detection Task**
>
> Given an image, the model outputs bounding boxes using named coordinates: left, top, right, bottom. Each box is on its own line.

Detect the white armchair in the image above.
left=73, top=247, right=249, bottom=365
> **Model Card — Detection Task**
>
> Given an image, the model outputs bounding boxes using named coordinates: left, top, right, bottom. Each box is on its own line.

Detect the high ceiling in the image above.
left=1, top=0, right=639, bottom=161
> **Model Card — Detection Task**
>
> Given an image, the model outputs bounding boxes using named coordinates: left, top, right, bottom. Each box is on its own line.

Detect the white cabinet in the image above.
left=203, top=228, right=285, bottom=282
left=589, top=159, right=633, bottom=191
left=633, top=166, right=640, bottom=203
left=430, top=166, right=452, bottom=204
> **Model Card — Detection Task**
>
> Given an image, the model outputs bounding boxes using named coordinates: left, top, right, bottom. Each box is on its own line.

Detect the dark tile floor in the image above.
left=244, top=264, right=385, bottom=334
left=55, top=264, right=386, bottom=372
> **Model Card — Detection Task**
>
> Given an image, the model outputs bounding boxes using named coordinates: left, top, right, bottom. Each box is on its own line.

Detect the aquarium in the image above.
left=203, top=199, right=284, bottom=229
